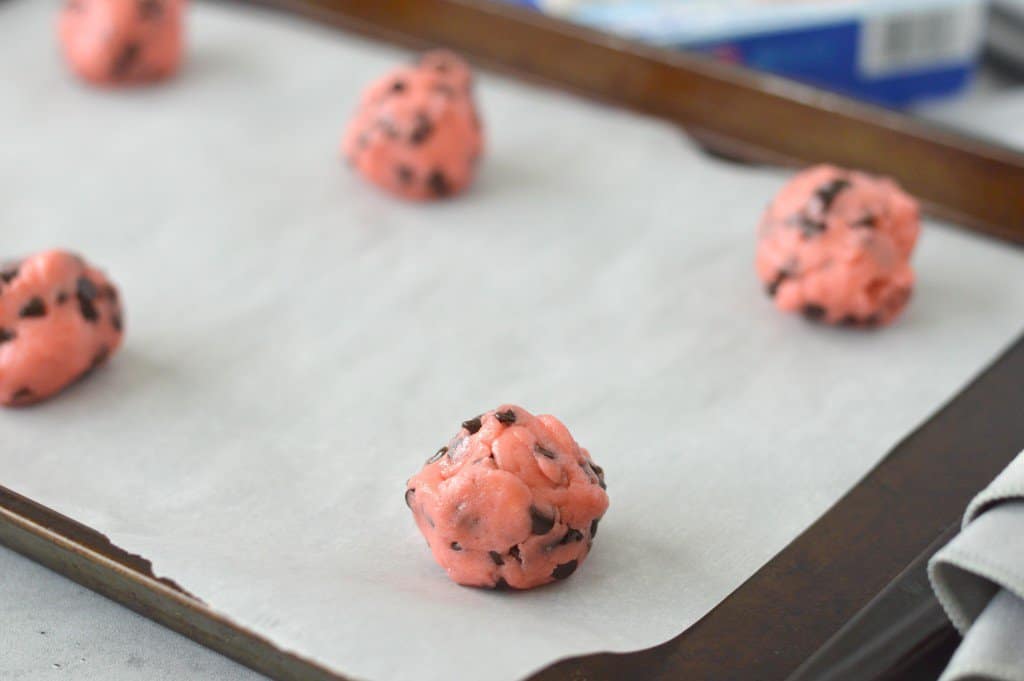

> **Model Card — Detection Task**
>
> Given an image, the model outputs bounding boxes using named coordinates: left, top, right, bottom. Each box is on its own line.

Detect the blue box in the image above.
left=502, top=0, right=986, bottom=107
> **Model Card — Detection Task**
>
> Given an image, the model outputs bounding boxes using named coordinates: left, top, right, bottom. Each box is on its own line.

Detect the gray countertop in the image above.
left=2, top=58, right=1021, bottom=681
left=0, top=548, right=264, bottom=680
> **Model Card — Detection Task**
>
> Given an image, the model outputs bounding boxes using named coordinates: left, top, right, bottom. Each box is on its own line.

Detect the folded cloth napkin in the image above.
left=930, top=451, right=1024, bottom=681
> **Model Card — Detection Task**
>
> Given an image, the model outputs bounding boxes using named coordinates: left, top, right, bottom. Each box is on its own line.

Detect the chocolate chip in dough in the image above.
left=0, top=267, right=19, bottom=284
left=766, top=271, right=789, bottom=297
left=551, top=560, right=578, bottom=580
left=802, top=304, right=826, bottom=321
left=814, top=178, right=851, bottom=212
left=426, top=447, right=447, bottom=464
left=495, top=409, right=516, bottom=425
left=19, top=297, right=46, bottom=318
left=534, top=445, right=557, bottom=460
left=409, top=113, right=435, bottom=145
left=530, top=506, right=554, bottom=535
left=11, top=387, right=33, bottom=402
left=427, top=170, right=451, bottom=197
left=557, top=528, right=583, bottom=545
left=111, top=42, right=141, bottom=79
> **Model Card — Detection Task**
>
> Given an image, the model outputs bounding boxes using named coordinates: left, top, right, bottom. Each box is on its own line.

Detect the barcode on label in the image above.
left=860, top=4, right=984, bottom=76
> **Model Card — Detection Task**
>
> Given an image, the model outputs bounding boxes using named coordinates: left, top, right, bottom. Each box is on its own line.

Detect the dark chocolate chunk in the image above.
left=813, top=178, right=851, bottom=212
left=558, top=528, right=583, bottom=545
left=77, top=296, right=99, bottom=323
left=0, top=328, right=13, bottom=344
left=461, top=417, right=482, bottom=434
left=551, top=560, right=578, bottom=581
left=508, top=545, right=522, bottom=563
left=793, top=214, right=826, bottom=238
left=111, top=314, right=123, bottom=332
left=530, top=506, right=554, bottom=535
left=55, top=291, right=68, bottom=305
left=591, top=463, right=606, bottom=490
left=76, top=277, right=100, bottom=322
left=838, top=315, right=859, bottom=327
left=396, top=165, right=414, bottom=185
left=534, top=444, right=557, bottom=460
left=77, top=277, right=98, bottom=301
left=450, top=542, right=462, bottom=551
left=390, top=79, right=406, bottom=93
left=409, top=113, right=435, bottom=145
left=427, top=170, right=451, bottom=197
left=11, top=387, right=33, bottom=402
left=19, top=297, right=46, bottom=318
left=404, top=488, right=415, bottom=509
left=802, top=304, right=826, bottom=321
left=766, top=270, right=789, bottom=297
left=493, top=577, right=511, bottom=591
left=138, top=0, right=163, bottom=20
left=488, top=551, right=504, bottom=566
left=111, top=42, right=141, bottom=79
left=494, top=409, right=516, bottom=425
left=0, top=266, right=19, bottom=284
left=102, top=284, right=118, bottom=302
left=853, top=214, right=877, bottom=229
left=590, top=518, right=600, bottom=538
left=426, top=446, right=448, bottom=464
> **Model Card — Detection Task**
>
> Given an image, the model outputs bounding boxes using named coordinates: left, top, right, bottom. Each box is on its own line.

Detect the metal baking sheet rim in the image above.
left=0, top=493, right=345, bottom=681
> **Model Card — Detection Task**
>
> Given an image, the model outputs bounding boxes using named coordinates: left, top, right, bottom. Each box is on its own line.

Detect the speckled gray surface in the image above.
left=0, top=547, right=265, bottom=681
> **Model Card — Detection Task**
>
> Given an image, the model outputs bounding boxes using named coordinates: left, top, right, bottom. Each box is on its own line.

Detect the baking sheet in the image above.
left=3, top=2, right=1024, bottom=680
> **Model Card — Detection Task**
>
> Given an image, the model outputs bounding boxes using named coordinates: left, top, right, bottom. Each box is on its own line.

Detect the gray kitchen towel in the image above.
left=930, top=452, right=1024, bottom=681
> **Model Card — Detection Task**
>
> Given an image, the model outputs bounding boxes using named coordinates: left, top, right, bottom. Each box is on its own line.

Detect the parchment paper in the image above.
left=2, top=2, right=1024, bottom=680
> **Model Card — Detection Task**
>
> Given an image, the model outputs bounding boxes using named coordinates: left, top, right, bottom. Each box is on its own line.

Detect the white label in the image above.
left=860, top=4, right=985, bottom=76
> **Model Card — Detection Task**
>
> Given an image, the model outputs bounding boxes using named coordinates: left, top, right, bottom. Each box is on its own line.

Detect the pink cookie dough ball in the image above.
left=0, top=250, right=124, bottom=407
left=405, top=405, right=609, bottom=590
left=58, top=0, right=185, bottom=87
left=342, top=50, right=484, bottom=201
left=756, top=164, right=921, bottom=327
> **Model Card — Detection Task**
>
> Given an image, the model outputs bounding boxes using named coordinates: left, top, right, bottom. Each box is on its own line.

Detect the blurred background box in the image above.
left=990, top=0, right=1024, bottom=72
left=502, top=0, right=986, bottom=108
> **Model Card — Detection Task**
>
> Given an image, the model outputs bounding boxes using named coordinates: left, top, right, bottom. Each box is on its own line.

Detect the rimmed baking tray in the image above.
left=3, top=1, right=1024, bottom=679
